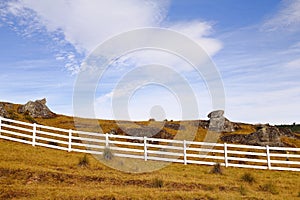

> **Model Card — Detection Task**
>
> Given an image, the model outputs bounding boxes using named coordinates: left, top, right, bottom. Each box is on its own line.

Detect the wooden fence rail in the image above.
left=0, top=117, right=299, bottom=171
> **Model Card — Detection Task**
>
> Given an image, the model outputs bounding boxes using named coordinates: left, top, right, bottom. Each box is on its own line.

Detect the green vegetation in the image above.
left=24, top=111, right=37, bottom=123
left=276, top=124, right=300, bottom=132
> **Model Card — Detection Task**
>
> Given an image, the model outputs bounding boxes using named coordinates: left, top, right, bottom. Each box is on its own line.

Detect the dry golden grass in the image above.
left=1, top=103, right=300, bottom=199
left=0, top=139, right=300, bottom=200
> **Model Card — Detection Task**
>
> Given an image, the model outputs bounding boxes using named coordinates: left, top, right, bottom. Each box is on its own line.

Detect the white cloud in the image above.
left=1, top=0, right=223, bottom=74
left=262, top=0, right=300, bottom=31
left=169, top=21, right=222, bottom=56
left=6, top=0, right=169, bottom=53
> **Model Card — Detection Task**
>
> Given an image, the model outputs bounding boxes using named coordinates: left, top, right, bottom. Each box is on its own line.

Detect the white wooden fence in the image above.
left=0, top=117, right=299, bottom=171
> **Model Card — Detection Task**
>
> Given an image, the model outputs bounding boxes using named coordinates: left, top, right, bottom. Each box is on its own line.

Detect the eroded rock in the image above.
left=208, top=110, right=240, bottom=132
left=0, top=103, right=9, bottom=118
left=18, top=98, right=56, bottom=118
left=220, top=125, right=292, bottom=147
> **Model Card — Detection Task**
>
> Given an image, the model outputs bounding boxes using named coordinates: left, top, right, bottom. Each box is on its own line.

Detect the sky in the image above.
left=0, top=0, right=299, bottom=124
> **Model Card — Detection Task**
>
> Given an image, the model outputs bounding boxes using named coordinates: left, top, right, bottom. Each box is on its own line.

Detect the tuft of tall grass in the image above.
left=151, top=178, right=164, bottom=188
left=241, top=172, right=255, bottom=184
left=78, top=154, right=89, bottom=167
left=259, top=182, right=279, bottom=195
left=211, top=163, right=222, bottom=174
left=239, top=185, right=247, bottom=196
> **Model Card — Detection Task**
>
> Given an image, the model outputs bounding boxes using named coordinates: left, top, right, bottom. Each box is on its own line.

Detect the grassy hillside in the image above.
left=1, top=102, right=257, bottom=142
left=0, top=139, right=300, bottom=199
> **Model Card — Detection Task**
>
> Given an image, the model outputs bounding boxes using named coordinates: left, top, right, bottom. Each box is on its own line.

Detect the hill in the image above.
left=0, top=99, right=300, bottom=199
left=1, top=138, right=300, bottom=199
left=0, top=99, right=299, bottom=148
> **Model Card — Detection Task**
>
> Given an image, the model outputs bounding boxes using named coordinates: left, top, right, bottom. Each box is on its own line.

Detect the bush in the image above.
left=24, top=112, right=36, bottom=123
left=78, top=155, right=89, bottom=167
left=152, top=178, right=164, bottom=188
left=241, top=172, right=255, bottom=184
left=298, top=192, right=300, bottom=197
left=211, top=163, right=222, bottom=174
left=103, top=147, right=113, bottom=160
left=259, top=182, right=279, bottom=195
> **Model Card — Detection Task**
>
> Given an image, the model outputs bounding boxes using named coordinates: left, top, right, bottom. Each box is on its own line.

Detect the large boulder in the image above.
left=208, top=110, right=224, bottom=118
left=207, top=110, right=240, bottom=132
left=18, top=98, right=56, bottom=118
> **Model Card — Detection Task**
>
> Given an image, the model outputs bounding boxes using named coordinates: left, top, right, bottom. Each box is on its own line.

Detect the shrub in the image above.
left=103, top=147, right=113, bottom=160
left=24, top=112, right=36, bottom=123
left=211, top=163, right=222, bottom=174
left=152, top=178, right=164, bottom=188
left=241, top=172, right=255, bottom=184
left=259, top=182, right=279, bottom=195
left=78, top=155, right=89, bottom=167
left=298, top=192, right=300, bottom=197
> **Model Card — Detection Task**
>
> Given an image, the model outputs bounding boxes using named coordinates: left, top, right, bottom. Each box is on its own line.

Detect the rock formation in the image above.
left=208, top=110, right=240, bottom=132
left=221, top=125, right=298, bottom=147
left=0, top=103, right=9, bottom=118
left=18, top=98, right=56, bottom=118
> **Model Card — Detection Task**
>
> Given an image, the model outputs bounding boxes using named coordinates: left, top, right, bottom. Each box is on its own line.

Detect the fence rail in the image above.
left=0, top=117, right=299, bottom=171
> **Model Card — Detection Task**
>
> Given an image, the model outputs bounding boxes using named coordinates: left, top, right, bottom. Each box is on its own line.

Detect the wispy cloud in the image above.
left=1, top=0, right=222, bottom=75
left=1, top=0, right=171, bottom=73
left=262, top=0, right=300, bottom=32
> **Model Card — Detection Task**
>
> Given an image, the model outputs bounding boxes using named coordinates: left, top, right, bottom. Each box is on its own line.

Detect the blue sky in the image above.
left=0, top=0, right=299, bottom=124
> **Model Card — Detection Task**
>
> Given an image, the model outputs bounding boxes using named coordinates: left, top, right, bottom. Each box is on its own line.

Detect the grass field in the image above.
left=1, top=139, right=299, bottom=200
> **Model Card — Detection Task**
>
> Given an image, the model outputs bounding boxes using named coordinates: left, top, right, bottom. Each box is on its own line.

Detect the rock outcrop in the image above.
left=18, top=98, right=56, bottom=118
left=164, top=123, right=185, bottom=131
left=208, top=110, right=240, bottom=132
left=121, top=127, right=173, bottom=139
left=220, top=125, right=297, bottom=147
left=0, top=103, right=9, bottom=118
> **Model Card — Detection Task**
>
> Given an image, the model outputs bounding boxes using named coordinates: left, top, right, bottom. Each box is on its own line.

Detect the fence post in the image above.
left=183, top=140, right=187, bottom=165
left=144, top=136, right=147, bottom=161
left=0, top=117, right=2, bottom=136
left=68, top=129, right=72, bottom=152
left=266, top=145, right=271, bottom=169
left=32, top=123, right=36, bottom=146
left=224, top=143, right=228, bottom=167
left=105, top=133, right=109, bottom=147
